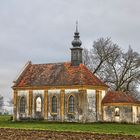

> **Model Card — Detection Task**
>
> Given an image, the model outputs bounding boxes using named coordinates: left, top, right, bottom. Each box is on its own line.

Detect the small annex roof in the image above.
left=13, top=62, right=108, bottom=88
left=102, top=91, right=140, bottom=105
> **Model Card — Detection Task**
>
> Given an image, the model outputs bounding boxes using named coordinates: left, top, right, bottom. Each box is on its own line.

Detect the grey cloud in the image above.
left=0, top=0, right=140, bottom=100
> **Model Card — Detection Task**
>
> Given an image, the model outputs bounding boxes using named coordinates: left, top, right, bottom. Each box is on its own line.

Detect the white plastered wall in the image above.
left=86, top=89, right=96, bottom=122
left=48, top=89, right=61, bottom=120
left=132, top=106, right=138, bottom=123
left=65, top=89, right=78, bottom=94
left=64, top=89, right=79, bottom=121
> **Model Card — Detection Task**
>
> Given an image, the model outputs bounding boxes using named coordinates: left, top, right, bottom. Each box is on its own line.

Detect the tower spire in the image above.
left=70, top=22, right=83, bottom=66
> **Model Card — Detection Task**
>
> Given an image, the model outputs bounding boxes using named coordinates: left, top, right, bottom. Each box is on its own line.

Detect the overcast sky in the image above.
left=0, top=0, right=140, bottom=101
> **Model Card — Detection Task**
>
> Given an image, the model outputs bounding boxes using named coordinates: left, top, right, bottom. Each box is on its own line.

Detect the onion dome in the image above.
left=71, top=21, right=82, bottom=47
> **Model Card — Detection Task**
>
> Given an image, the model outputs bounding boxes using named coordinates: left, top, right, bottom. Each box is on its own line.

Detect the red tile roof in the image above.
left=102, top=91, right=140, bottom=104
left=13, top=62, right=108, bottom=88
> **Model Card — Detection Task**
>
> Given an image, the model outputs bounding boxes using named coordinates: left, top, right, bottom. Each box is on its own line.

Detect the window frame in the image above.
left=114, top=107, right=120, bottom=116
left=19, top=96, right=26, bottom=113
left=51, top=95, right=57, bottom=114
left=68, top=95, right=74, bottom=113
left=34, top=95, right=43, bottom=113
left=35, top=96, right=42, bottom=112
left=67, top=94, right=75, bottom=114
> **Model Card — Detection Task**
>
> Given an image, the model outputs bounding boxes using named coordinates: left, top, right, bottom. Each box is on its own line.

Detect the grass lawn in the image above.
left=0, top=115, right=140, bottom=136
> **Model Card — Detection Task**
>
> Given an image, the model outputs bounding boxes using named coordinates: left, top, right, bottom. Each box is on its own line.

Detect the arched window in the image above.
left=69, top=95, right=74, bottom=113
left=36, top=97, right=42, bottom=112
left=20, top=97, right=26, bottom=113
left=52, top=96, right=57, bottom=113
left=115, top=107, right=120, bottom=116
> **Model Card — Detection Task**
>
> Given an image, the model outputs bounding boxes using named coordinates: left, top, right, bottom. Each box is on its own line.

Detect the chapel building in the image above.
left=12, top=24, right=140, bottom=123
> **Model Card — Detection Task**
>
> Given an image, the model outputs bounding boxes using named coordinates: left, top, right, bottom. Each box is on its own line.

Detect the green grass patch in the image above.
left=0, top=115, right=140, bottom=136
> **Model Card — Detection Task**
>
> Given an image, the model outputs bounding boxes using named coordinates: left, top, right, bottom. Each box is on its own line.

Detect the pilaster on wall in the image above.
left=13, top=90, right=18, bottom=121
left=96, top=90, right=102, bottom=121
left=132, top=106, right=137, bottom=123
left=44, top=90, right=48, bottom=120
left=28, top=90, right=33, bottom=117
left=60, top=89, right=65, bottom=122
left=78, top=90, right=87, bottom=118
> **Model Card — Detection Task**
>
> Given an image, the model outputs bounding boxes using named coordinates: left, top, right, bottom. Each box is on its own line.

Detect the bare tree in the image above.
left=0, top=95, right=4, bottom=114
left=83, top=38, right=140, bottom=98
left=106, top=47, right=140, bottom=94
left=83, top=38, right=120, bottom=74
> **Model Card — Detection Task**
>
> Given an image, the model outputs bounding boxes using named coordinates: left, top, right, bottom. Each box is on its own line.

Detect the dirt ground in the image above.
left=0, top=128, right=140, bottom=140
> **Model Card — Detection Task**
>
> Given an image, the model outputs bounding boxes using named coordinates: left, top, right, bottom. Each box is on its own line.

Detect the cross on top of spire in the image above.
left=76, top=20, right=78, bottom=33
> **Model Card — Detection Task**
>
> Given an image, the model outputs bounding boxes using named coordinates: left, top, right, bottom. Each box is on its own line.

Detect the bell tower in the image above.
left=71, top=22, right=83, bottom=66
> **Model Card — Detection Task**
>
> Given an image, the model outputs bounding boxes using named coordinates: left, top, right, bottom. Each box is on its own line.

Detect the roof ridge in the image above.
left=32, top=61, right=70, bottom=65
